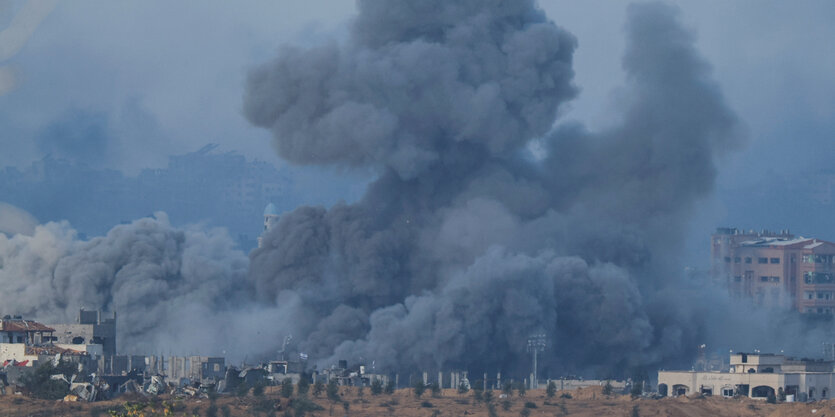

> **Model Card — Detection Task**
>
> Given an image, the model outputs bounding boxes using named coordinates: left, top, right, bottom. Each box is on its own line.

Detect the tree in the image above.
left=357, top=383, right=364, bottom=398
left=384, top=380, right=396, bottom=394
left=502, top=381, right=513, bottom=397
left=515, top=381, right=526, bottom=397
left=430, top=382, right=441, bottom=397
left=21, top=359, right=76, bottom=400
left=458, top=381, right=469, bottom=394
left=602, top=381, right=613, bottom=396
left=484, top=390, right=494, bottom=403
left=313, top=380, right=325, bottom=397
left=371, top=379, right=383, bottom=395
left=281, top=378, right=295, bottom=398
left=630, top=379, right=643, bottom=399
left=327, top=379, right=340, bottom=403
left=546, top=381, right=556, bottom=398
left=767, top=390, right=777, bottom=404
left=297, top=374, right=311, bottom=396
left=253, top=381, right=266, bottom=397
left=342, top=401, right=350, bottom=416
left=413, top=380, right=427, bottom=398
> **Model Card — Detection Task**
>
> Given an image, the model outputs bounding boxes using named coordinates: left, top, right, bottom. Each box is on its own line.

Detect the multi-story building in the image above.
left=47, top=309, right=117, bottom=357
left=712, top=227, right=835, bottom=313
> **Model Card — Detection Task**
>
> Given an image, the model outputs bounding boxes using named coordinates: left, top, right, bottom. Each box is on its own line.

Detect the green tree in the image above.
left=384, top=380, right=396, bottom=394
left=313, top=380, right=325, bottom=397
left=370, top=379, right=383, bottom=395
left=515, top=381, right=526, bottom=397
left=327, top=379, right=340, bottom=403
left=767, top=390, right=777, bottom=404
left=473, top=388, right=484, bottom=403
left=602, top=381, right=613, bottom=396
left=546, top=381, right=556, bottom=398
left=484, top=390, right=494, bottom=403
left=21, top=360, right=76, bottom=400
left=458, top=381, right=469, bottom=394
left=630, top=379, right=643, bottom=399
left=413, top=380, right=426, bottom=398
left=297, top=374, right=311, bottom=396
left=631, top=405, right=640, bottom=417
left=281, top=378, right=294, bottom=398
left=520, top=408, right=531, bottom=417
left=430, top=382, right=441, bottom=397
left=253, top=381, right=266, bottom=397
left=502, top=381, right=513, bottom=397
left=342, top=401, right=350, bottom=416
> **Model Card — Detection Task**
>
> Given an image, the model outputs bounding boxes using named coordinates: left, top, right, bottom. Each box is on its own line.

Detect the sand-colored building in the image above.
left=659, top=353, right=835, bottom=401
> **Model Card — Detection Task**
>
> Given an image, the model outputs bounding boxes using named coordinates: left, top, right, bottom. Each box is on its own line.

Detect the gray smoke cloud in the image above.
left=0, top=201, right=38, bottom=236
left=242, top=0, right=762, bottom=376
left=0, top=213, right=298, bottom=358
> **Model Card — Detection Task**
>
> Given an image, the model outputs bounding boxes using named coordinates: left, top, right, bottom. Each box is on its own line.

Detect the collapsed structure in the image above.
left=659, top=352, right=835, bottom=401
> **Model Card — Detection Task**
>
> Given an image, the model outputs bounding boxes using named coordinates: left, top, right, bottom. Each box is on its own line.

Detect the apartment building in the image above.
left=712, top=227, right=835, bottom=313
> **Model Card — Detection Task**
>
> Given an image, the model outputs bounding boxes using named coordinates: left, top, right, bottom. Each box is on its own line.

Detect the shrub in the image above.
left=254, top=381, right=267, bottom=397
left=524, top=401, right=537, bottom=409
left=297, top=375, right=311, bottom=396
left=520, top=408, right=531, bottom=417
left=502, top=381, right=513, bottom=397
left=327, top=380, right=340, bottom=403
left=313, top=380, right=325, bottom=397
left=431, top=382, right=441, bottom=397
left=515, top=381, right=526, bottom=397
left=384, top=380, right=396, bottom=394
left=484, top=390, right=494, bottom=403
left=502, top=399, right=512, bottom=410
left=458, top=382, right=469, bottom=394
left=560, top=392, right=572, bottom=399
left=631, top=405, right=640, bottom=417
left=281, top=378, right=294, bottom=398
left=20, top=360, right=76, bottom=400
left=371, top=379, right=383, bottom=395
left=487, top=403, right=498, bottom=417
left=413, top=380, right=426, bottom=398
left=421, top=401, right=434, bottom=408
left=602, top=381, right=613, bottom=396
left=546, top=381, right=556, bottom=398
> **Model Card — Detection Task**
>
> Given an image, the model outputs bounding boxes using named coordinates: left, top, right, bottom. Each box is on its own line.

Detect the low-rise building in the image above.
left=47, top=309, right=116, bottom=357
left=659, top=353, right=835, bottom=401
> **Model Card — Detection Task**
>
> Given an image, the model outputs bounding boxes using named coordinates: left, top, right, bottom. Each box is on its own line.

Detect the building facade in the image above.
left=659, top=353, right=835, bottom=401
left=47, top=309, right=116, bottom=356
left=712, top=227, right=835, bottom=313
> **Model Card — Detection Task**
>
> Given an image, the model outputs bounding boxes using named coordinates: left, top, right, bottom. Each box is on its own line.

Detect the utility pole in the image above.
left=527, top=333, right=546, bottom=389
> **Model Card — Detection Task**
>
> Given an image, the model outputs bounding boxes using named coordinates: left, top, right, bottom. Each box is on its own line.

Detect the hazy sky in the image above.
left=2, top=0, right=835, bottom=238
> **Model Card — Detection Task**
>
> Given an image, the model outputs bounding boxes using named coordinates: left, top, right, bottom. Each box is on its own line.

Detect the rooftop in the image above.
left=0, top=317, right=54, bottom=333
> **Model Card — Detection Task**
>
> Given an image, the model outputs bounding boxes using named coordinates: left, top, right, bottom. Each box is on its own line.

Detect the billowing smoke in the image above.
left=0, top=213, right=296, bottom=357
left=0, top=202, right=38, bottom=236
left=242, top=0, right=751, bottom=375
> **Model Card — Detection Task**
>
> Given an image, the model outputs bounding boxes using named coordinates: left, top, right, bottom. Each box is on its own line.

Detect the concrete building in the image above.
left=167, top=356, right=226, bottom=383
left=47, top=309, right=116, bottom=356
left=0, top=316, right=54, bottom=345
left=712, top=227, right=835, bottom=313
left=659, top=353, right=835, bottom=401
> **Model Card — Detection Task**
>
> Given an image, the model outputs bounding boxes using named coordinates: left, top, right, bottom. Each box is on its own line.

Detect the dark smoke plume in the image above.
left=243, top=1, right=750, bottom=375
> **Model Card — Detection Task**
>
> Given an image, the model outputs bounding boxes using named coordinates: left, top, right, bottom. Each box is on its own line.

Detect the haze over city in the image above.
left=2, top=0, right=835, bottom=398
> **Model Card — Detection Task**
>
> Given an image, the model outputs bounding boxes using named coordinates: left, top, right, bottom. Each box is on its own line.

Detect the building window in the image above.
left=806, top=292, right=814, bottom=300
left=770, top=276, right=780, bottom=282
left=745, top=257, right=752, bottom=264
left=760, top=276, right=769, bottom=282
left=770, top=258, right=780, bottom=264
left=734, top=276, right=742, bottom=282
left=724, top=257, right=731, bottom=263
left=758, top=257, right=768, bottom=264
left=803, top=254, right=814, bottom=263
left=734, top=257, right=741, bottom=263
left=805, top=272, right=835, bottom=284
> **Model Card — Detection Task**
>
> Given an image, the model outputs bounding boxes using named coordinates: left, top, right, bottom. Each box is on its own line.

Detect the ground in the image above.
left=0, top=385, right=833, bottom=417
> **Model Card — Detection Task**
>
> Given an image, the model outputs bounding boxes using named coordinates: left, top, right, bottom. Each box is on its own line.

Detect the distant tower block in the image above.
left=258, top=202, right=280, bottom=248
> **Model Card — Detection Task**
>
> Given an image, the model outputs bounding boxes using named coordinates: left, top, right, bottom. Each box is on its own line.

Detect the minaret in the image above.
left=258, top=202, right=280, bottom=248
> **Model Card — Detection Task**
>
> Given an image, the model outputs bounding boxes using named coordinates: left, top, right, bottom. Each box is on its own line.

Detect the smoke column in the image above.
left=242, top=0, right=764, bottom=376
left=0, top=0, right=59, bottom=95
